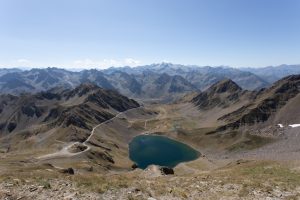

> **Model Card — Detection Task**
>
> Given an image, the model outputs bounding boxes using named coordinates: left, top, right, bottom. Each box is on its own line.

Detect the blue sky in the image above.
left=0, top=0, right=299, bottom=68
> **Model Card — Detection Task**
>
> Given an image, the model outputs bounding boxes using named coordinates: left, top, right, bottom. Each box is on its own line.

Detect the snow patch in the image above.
left=278, top=124, right=284, bottom=128
left=289, top=124, right=300, bottom=128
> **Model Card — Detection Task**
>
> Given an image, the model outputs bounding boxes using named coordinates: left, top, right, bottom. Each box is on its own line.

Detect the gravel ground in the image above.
left=1, top=167, right=300, bottom=200
left=232, top=127, right=300, bottom=161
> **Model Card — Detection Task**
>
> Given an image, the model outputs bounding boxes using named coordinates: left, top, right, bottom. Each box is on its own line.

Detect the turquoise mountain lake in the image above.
left=129, top=135, right=200, bottom=169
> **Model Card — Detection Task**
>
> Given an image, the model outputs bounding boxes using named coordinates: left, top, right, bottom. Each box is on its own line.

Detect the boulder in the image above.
left=131, top=163, right=138, bottom=170
left=58, top=168, right=74, bottom=175
left=160, top=167, right=174, bottom=175
left=68, top=142, right=87, bottom=153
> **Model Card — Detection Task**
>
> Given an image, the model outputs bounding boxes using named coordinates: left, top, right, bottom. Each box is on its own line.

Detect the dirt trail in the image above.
left=37, top=107, right=142, bottom=160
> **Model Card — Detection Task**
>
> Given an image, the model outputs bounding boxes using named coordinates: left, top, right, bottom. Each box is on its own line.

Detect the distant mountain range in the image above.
left=0, top=63, right=299, bottom=101
left=240, top=64, right=300, bottom=83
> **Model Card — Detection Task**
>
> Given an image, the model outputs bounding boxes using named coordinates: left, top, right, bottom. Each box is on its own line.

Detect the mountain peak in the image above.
left=76, top=82, right=99, bottom=90
left=67, top=83, right=99, bottom=98
left=192, top=79, right=244, bottom=110
left=210, top=79, right=242, bottom=93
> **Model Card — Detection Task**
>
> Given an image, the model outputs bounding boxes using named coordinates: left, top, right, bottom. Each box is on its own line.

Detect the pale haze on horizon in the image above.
left=0, top=0, right=299, bottom=69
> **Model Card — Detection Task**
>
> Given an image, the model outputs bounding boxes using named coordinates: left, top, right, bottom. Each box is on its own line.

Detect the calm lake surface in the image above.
left=129, top=135, right=200, bottom=169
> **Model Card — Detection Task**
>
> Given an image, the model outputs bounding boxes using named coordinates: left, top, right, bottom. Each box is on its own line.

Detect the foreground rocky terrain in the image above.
left=1, top=155, right=300, bottom=199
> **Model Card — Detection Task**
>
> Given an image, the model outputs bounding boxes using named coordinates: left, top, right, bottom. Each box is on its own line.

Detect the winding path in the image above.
left=38, top=106, right=142, bottom=160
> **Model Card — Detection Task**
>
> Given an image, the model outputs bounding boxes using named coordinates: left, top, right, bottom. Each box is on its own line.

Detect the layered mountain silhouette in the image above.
left=0, top=63, right=286, bottom=101
left=241, top=64, right=300, bottom=83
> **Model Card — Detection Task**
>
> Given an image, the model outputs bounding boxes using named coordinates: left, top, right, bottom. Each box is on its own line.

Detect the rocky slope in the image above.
left=0, top=83, right=139, bottom=149
left=191, top=75, right=300, bottom=131
left=218, top=75, right=300, bottom=130
left=192, top=79, right=251, bottom=110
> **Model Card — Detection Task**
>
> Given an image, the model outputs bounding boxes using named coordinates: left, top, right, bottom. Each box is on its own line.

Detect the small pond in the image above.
left=129, top=135, right=200, bottom=169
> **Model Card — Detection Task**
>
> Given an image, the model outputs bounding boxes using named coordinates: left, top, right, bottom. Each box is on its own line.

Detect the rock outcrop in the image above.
left=159, top=167, right=174, bottom=175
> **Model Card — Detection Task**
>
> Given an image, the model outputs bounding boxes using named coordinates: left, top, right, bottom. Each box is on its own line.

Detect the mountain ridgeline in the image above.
left=0, top=83, right=139, bottom=144
left=192, top=75, right=300, bottom=130
left=2, top=63, right=298, bottom=101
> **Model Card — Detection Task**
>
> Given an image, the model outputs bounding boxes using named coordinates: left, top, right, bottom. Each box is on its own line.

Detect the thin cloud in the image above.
left=72, top=58, right=141, bottom=69
left=0, top=58, right=142, bottom=69
left=16, top=59, right=31, bottom=64
left=124, top=58, right=141, bottom=66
